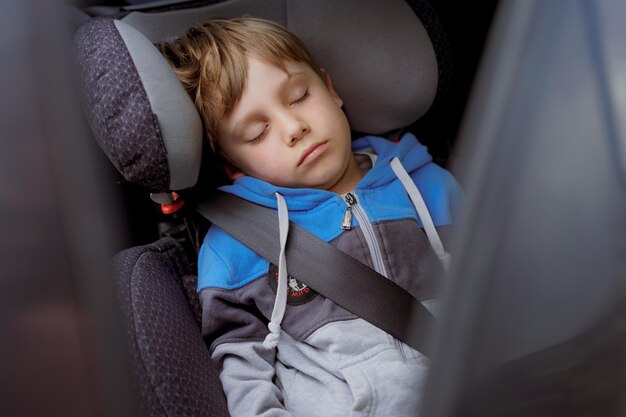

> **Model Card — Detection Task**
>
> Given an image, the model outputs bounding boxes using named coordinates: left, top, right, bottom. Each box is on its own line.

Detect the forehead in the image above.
left=224, top=57, right=310, bottom=119
left=244, top=56, right=309, bottom=88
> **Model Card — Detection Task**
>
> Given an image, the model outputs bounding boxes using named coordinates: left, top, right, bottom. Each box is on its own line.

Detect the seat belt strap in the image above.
left=196, top=191, right=436, bottom=356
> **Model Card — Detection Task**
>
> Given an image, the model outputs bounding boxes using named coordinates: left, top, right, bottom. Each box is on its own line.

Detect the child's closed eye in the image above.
left=290, top=89, right=309, bottom=106
left=249, top=124, right=269, bottom=143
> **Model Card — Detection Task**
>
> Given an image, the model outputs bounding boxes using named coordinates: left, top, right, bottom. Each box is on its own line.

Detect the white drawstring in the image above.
left=390, top=157, right=452, bottom=271
left=263, top=192, right=290, bottom=350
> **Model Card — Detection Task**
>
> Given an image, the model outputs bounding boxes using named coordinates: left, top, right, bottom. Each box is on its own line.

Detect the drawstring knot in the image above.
left=263, top=322, right=282, bottom=349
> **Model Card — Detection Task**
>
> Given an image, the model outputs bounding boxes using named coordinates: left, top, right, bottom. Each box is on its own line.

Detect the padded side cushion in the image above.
left=74, top=18, right=202, bottom=191
left=112, top=237, right=229, bottom=417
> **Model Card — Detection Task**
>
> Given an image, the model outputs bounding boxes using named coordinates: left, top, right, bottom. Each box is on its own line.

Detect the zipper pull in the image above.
left=342, top=193, right=357, bottom=230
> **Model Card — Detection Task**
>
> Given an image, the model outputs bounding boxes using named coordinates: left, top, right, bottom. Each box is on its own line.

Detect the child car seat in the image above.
left=74, top=1, right=451, bottom=415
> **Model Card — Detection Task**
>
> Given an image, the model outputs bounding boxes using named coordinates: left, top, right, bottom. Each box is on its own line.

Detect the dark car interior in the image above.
left=2, top=1, right=625, bottom=417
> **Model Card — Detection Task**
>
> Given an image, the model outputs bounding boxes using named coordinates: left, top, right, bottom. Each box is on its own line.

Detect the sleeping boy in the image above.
left=158, top=17, right=460, bottom=417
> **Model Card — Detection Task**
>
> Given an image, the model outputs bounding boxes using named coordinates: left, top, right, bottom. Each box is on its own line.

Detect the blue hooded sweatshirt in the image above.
left=197, top=133, right=461, bottom=417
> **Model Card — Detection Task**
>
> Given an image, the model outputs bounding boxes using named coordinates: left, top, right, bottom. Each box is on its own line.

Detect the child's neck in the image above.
left=327, top=154, right=368, bottom=195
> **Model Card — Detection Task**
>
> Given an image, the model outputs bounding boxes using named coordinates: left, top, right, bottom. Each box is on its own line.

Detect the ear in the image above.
left=320, top=68, right=343, bottom=108
left=223, top=161, right=245, bottom=181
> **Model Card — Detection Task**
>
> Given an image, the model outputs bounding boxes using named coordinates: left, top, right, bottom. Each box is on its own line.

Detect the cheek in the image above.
left=312, top=97, right=348, bottom=128
left=240, top=147, right=287, bottom=178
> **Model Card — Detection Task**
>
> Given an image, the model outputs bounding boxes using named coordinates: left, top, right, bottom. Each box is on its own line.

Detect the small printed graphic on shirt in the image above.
left=267, top=263, right=317, bottom=305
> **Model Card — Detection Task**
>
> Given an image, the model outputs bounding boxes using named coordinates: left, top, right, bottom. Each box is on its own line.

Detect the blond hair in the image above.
left=157, top=18, right=321, bottom=151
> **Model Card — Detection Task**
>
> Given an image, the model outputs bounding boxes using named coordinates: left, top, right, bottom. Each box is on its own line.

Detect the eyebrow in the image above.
left=232, top=70, right=306, bottom=138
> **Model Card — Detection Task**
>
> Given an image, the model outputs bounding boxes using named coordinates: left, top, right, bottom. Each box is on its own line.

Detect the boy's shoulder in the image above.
left=197, top=225, right=269, bottom=291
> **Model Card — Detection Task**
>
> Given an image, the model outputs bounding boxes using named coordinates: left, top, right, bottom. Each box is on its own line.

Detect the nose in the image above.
left=282, top=112, right=310, bottom=146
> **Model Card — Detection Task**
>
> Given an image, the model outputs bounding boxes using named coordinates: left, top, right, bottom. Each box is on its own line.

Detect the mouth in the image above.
left=298, top=141, right=329, bottom=167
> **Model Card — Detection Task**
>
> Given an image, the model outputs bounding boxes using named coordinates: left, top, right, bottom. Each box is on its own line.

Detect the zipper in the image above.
left=343, top=193, right=413, bottom=355
left=341, top=192, right=388, bottom=277
left=343, top=192, right=416, bottom=357
left=341, top=193, right=355, bottom=230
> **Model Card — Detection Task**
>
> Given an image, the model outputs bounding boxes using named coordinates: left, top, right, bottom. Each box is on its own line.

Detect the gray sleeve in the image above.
left=212, top=341, right=293, bottom=417
left=199, top=287, right=292, bottom=416
left=200, top=286, right=270, bottom=349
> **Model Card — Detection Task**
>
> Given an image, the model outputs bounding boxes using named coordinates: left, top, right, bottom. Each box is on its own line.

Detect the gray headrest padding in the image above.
left=289, top=0, right=437, bottom=134
left=114, top=20, right=202, bottom=191
left=121, top=0, right=288, bottom=40
left=121, top=0, right=437, bottom=134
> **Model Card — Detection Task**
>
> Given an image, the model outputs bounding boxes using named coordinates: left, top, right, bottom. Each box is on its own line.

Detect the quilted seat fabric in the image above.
left=113, top=237, right=229, bottom=417
left=75, top=18, right=170, bottom=191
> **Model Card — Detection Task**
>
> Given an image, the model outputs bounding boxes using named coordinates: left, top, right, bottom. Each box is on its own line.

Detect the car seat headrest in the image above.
left=74, top=0, right=440, bottom=192
left=75, top=19, right=203, bottom=191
